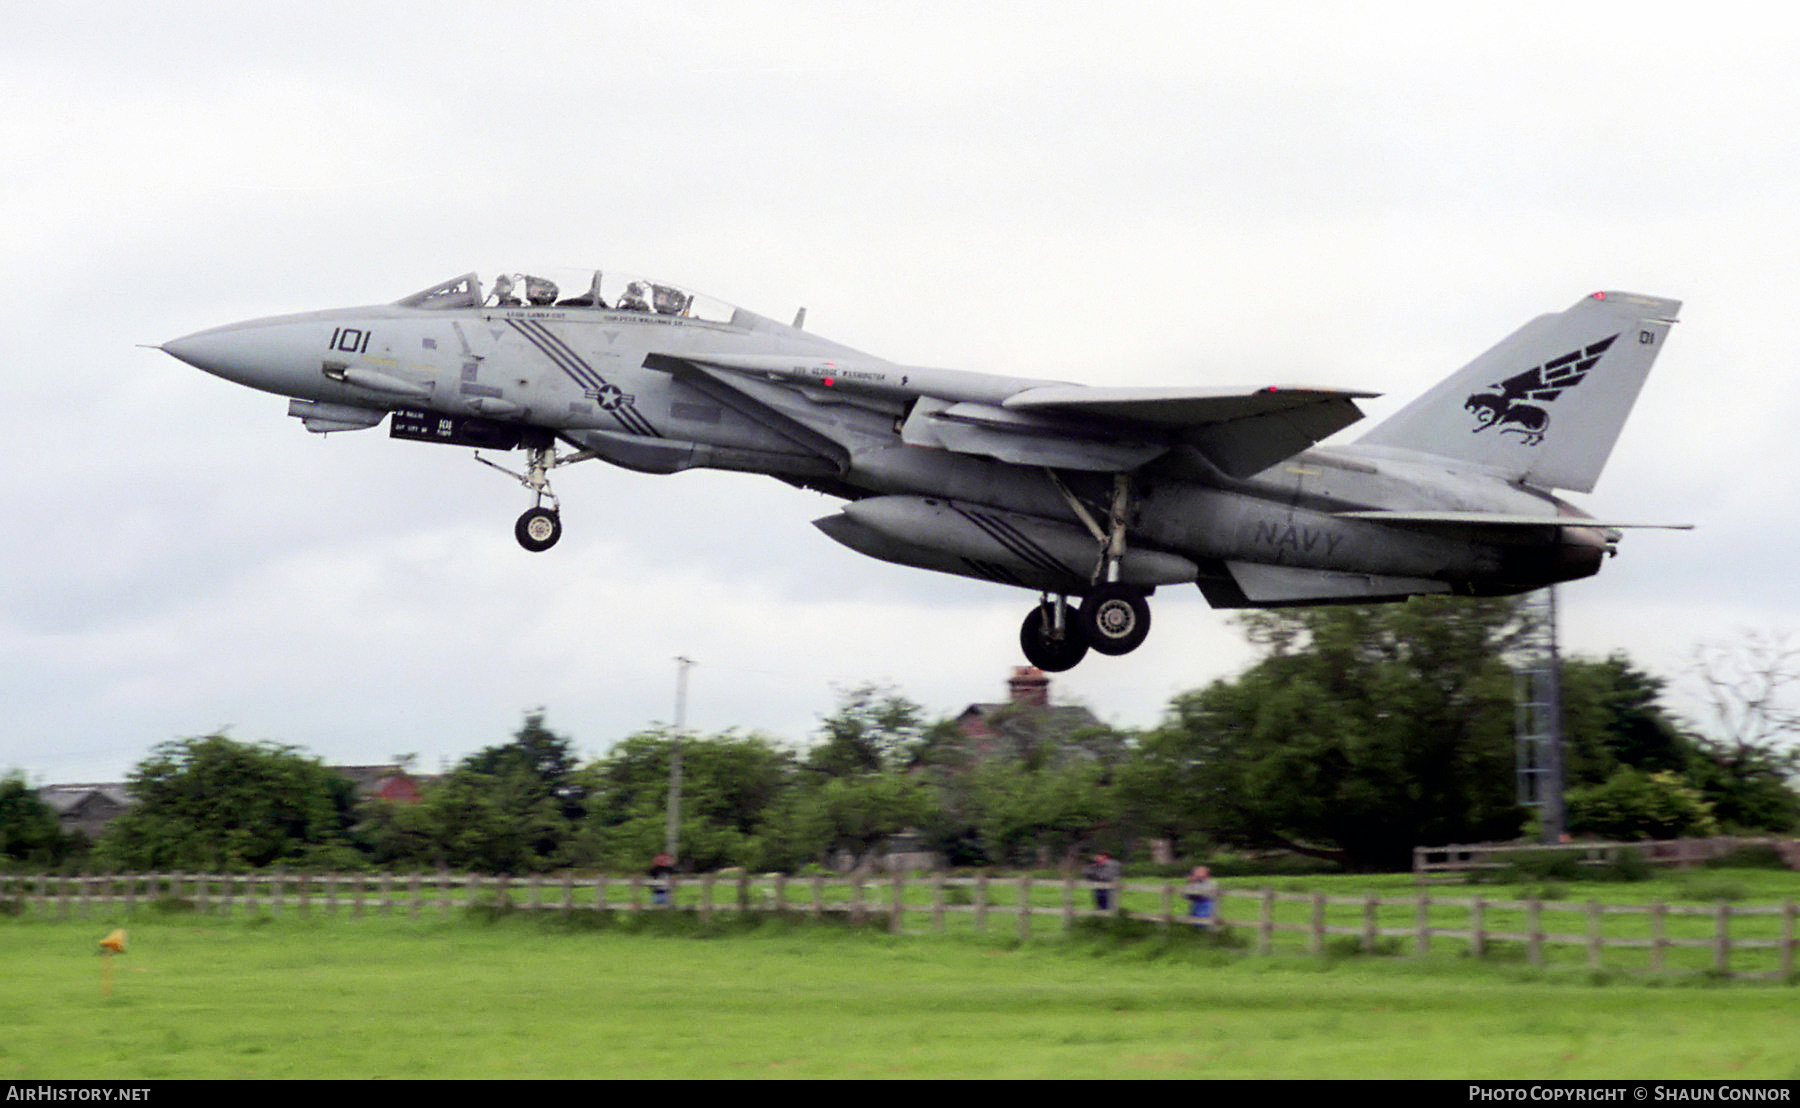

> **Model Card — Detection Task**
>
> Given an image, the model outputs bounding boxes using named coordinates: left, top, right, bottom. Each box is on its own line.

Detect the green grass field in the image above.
left=3, top=894, right=1797, bottom=1080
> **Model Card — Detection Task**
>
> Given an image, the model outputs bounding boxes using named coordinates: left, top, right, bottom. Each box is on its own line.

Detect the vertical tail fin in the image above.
left=1357, top=291, right=1680, bottom=492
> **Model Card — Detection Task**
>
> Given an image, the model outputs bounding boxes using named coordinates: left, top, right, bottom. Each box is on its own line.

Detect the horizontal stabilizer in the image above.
left=1337, top=510, right=1694, bottom=531
left=1201, top=561, right=1450, bottom=608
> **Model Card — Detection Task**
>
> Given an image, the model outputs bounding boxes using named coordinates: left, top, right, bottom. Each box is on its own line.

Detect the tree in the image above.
left=962, top=759, right=1115, bottom=867
left=0, top=774, right=69, bottom=867
left=1559, top=653, right=1694, bottom=787
left=1682, top=632, right=1800, bottom=831
left=98, top=734, right=354, bottom=870
left=1566, top=767, right=1719, bottom=840
left=1152, top=597, right=1528, bottom=870
left=803, top=769, right=935, bottom=868
left=582, top=730, right=796, bottom=871
left=410, top=712, right=589, bottom=873
left=806, top=684, right=928, bottom=776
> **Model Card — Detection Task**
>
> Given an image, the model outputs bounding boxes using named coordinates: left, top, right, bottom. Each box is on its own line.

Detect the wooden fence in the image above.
left=1414, top=835, right=1800, bottom=878
left=3, top=871, right=1795, bottom=981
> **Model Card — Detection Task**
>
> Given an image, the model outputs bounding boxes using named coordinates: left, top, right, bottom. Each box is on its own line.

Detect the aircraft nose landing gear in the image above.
left=475, top=436, right=584, bottom=552
left=515, top=505, right=562, bottom=552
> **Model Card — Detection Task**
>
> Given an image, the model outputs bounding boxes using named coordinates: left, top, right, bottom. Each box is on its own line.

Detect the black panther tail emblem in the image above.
left=1464, top=334, right=1617, bottom=445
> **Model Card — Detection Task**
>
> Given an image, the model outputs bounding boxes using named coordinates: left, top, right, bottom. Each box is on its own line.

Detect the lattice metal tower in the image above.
left=1515, top=587, right=1567, bottom=842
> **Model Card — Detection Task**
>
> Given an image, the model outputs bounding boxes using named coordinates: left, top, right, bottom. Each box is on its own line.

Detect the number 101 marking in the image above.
left=329, top=327, right=372, bottom=354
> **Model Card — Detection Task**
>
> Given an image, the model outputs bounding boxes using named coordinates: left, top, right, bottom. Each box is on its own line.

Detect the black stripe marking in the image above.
left=955, top=507, right=1070, bottom=579
left=505, top=318, right=661, bottom=438
left=960, top=557, right=1026, bottom=587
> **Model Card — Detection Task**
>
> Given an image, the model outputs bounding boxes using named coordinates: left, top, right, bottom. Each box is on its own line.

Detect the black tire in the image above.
left=1020, top=602, right=1089, bottom=672
left=1078, top=583, right=1151, bottom=656
left=515, top=507, right=562, bottom=552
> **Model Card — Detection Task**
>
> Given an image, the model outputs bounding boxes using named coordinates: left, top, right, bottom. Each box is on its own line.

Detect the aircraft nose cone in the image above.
left=161, top=329, right=239, bottom=377
left=161, top=316, right=321, bottom=395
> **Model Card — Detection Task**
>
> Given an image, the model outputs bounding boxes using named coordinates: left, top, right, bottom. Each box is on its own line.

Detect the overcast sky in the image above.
left=4, top=1, right=1797, bottom=782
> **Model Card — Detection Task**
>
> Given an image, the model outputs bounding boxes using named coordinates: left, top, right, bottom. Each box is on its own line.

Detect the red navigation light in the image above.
left=822, top=377, right=835, bottom=387
left=1592, top=291, right=1607, bottom=300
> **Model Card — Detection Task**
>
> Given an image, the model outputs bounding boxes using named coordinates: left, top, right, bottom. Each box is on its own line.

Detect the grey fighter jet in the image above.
left=161, top=271, right=1686, bottom=671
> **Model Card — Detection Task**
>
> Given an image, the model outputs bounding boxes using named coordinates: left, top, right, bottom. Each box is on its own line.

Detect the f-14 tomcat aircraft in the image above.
left=162, top=270, right=1686, bottom=671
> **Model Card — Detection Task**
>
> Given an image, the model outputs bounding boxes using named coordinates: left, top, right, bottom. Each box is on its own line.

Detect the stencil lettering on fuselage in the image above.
left=1252, top=519, right=1345, bottom=562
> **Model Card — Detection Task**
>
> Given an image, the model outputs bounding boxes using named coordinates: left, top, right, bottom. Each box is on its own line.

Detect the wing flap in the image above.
left=900, top=397, right=1168, bottom=472
left=1002, top=383, right=1379, bottom=425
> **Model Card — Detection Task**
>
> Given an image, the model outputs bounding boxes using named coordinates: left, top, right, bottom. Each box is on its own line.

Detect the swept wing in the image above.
left=681, top=352, right=1378, bottom=477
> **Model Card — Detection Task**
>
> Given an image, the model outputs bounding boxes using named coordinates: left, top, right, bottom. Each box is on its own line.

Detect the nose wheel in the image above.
left=476, top=437, right=590, bottom=552
left=515, top=505, right=562, bottom=552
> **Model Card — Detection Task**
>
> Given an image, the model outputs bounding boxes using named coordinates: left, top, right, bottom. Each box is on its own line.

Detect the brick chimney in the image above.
left=1007, top=666, right=1050, bottom=707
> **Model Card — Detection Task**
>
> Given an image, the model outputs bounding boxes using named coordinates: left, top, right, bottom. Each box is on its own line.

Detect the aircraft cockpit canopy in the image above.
left=396, top=270, right=739, bottom=325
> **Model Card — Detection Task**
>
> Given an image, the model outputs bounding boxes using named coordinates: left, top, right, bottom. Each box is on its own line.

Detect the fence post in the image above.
left=701, top=872, right=714, bottom=922
left=974, top=872, right=988, bottom=932
left=1714, top=901, right=1731, bottom=975
left=810, top=873, right=823, bottom=920
left=1162, top=882, right=1174, bottom=930
left=1781, top=900, right=1796, bottom=981
left=1471, top=896, right=1486, bottom=959
left=890, top=873, right=904, bottom=935
left=1415, top=892, right=1430, bottom=957
left=931, top=872, right=945, bottom=932
left=1587, top=900, right=1603, bottom=970
left=1062, top=876, right=1075, bottom=930
left=1018, top=874, right=1032, bottom=941
left=1650, top=900, right=1667, bottom=972
left=1259, top=888, right=1274, bottom=955
left=851, top=872, right=865, bottom=925
left=1309, top=892, right=1324, bottom=955
left=1362, top=895, right=1378, bottom=953
left=772, top=872, right=786, bottom=915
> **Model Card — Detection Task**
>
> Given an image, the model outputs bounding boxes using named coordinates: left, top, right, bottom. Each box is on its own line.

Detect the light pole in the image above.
left=666, top=656, right=694, bottom=860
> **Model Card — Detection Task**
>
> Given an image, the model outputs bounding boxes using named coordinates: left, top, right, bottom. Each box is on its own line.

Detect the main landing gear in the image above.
left=1021, top=472, right=1155, bottom=672
left=1019, top=585, right=1153, bottom=672
left=476, top=440, right=586, bottom=552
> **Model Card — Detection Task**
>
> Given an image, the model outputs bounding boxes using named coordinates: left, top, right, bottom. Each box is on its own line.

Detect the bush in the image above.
left=1703, top=843, right=1788, bottom=870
